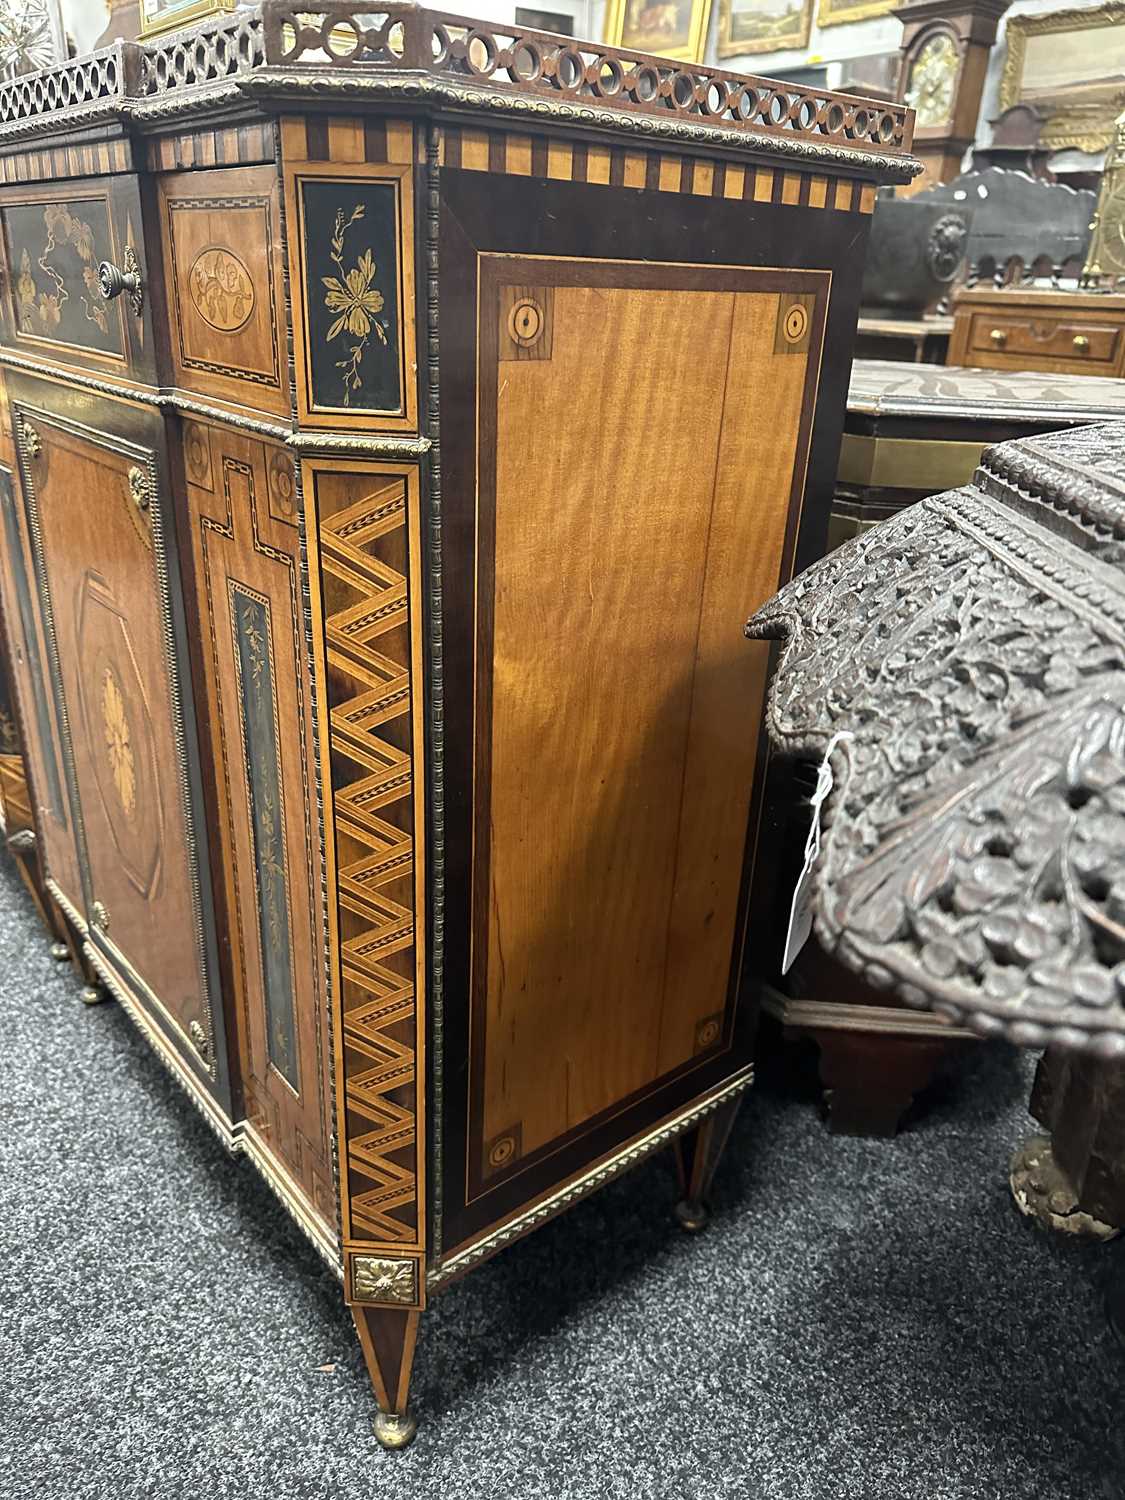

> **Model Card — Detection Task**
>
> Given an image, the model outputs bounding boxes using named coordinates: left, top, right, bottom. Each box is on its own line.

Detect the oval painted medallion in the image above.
left=188, top=246, right=255, bottom=333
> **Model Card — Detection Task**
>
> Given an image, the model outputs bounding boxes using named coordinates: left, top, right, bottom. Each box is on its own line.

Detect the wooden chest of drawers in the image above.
left=0, top=3, right=917, bottom=1445
left=948, top=287, right=1125, bottom=377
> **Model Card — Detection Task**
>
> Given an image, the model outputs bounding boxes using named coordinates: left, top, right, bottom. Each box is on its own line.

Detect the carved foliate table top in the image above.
left=848, top=359, right=1125, bottom=426
left=748, top=423, right=1125, bottom=1059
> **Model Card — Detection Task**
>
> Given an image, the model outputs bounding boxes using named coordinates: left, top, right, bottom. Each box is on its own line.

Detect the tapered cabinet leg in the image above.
left=352, top=1306, right=421, bottom=1451
left=672, top=1096, right=743, bottom=1231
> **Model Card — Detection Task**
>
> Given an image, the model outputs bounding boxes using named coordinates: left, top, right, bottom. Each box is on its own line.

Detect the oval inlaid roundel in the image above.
left=188, top=246, right=255, bottom=333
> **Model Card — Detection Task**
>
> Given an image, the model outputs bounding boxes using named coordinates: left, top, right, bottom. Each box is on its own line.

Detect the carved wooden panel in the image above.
left=159, top=164, right=290, bottom=418
left=13, top=388, right=221, bottom=1092
left=182, top=420, right=336, bottom=1244
left=468, top=257, right=826, bottom=1194
left=281, top=120, right=418, bottom=432
left=304, top=459, right=426, bottom=1306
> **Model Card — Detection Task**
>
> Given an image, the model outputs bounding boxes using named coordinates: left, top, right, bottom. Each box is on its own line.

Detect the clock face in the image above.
left=907, top=32, right=959, bottom=129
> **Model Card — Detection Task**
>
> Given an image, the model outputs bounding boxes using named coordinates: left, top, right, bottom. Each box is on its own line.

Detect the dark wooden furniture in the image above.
left=895, top=0, right=1010, bottom=194
left=748, top=420, right=1125, bottom=1313
left=854, top=313, right=953, bottom=364
left=833, top=358, right=1125, bottom=545
left=749, top=421, right=1125, bottom=1058
left=949, top=286, right=1125, bottom=376
left=0, top=3, right=917, bottom=1446
left=765, top=386, right=1125, bottom=1134
left=922, top=166, right=1095, bottom=288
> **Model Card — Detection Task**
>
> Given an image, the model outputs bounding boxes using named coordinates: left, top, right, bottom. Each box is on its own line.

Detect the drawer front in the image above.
left=968, top=310, right=1122, bottom=369
left=0, top=179, right=156, bottom=385
left=10, top=376, right=228, bottom=1107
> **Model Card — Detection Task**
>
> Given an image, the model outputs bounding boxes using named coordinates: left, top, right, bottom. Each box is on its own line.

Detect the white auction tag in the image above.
left=781, top=731, right=854, bottom=976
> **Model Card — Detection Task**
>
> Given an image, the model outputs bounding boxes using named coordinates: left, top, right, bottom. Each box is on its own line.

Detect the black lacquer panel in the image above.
left=299, top=178, right=403, bottom=415
left=230, top=583, right=299, bottom=1092
left=2, top=199, right=124, bottom=358
left=1, top=465, right=64, bottom=818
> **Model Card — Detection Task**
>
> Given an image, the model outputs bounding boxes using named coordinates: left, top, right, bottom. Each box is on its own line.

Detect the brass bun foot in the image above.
left=372, top=1411, right=417, bottom=1451
left=49, top=941, right=70, bottom=961
left=80, top=985, right=106, bottom=1007
left=674, top=1198, right=710, bottom=1233
left=1010, top=1134, right=1120, bottom=1241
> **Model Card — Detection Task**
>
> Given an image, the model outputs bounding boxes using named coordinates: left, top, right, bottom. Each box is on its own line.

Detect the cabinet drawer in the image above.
left=967, top=310, right=1122, bottom=369
left=0, top=178, right=156, bottom=385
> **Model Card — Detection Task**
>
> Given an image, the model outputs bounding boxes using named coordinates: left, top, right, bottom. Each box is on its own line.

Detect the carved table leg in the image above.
left=1009, top=1046, right=1125, bottom=1236
left=672, top=1096, right=742, bottom=1232
left=353, top=1306, right=421, bottom=1450
left=810, top=1028, right=970, bottom=1137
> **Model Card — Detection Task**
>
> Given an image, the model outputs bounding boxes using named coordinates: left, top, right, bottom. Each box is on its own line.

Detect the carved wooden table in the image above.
left=0, top=2, right=917, bottom=1446
left=748, top=422, right=1125, bottom=1272
left=761, top=363, right=1125, bottom=1136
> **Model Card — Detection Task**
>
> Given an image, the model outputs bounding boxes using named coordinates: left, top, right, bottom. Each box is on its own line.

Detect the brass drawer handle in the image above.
left=97, top=244, right=143, bottom=317
left=1073, top=334, right=1091, bottom=353
left=989, top=328, right=1008, bottom=348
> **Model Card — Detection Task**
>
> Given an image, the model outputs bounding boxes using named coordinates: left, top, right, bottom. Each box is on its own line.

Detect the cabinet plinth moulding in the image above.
left=0, top=0, right=917, bottom=1449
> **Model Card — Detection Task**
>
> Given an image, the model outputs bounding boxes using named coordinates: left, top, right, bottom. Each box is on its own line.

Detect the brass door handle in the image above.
left=1073, top=334, right=1091, bottom=353
left=989, top=328, right=1008, bottom=348
left=98, top=244, right=143, bottom=316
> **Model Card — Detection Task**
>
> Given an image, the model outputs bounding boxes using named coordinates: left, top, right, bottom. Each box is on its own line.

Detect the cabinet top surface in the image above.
left=0, top=2, right=917, bottom=180
left=952, top=286, right=1125, bottom=312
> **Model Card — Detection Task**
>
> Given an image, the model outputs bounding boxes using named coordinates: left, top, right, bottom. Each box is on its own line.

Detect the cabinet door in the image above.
left=9, top=376, right=229, bottom=1112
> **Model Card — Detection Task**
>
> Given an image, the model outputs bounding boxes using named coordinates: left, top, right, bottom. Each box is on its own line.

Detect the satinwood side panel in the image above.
left=475, top=266, right=816, bottom=1178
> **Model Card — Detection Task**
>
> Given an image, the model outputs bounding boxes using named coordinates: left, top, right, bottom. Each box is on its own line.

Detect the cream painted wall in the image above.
left=60, top=0, right=109, bottom=51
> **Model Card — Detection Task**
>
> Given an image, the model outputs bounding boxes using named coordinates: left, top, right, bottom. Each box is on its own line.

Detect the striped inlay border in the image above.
left=147, top=121, right=276, bottom=173
left=279, top=113, right=874, bottom=212
left=0, top=137, right=132, bottom=185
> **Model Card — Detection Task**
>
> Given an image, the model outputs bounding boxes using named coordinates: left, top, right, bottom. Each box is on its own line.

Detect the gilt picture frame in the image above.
left=1000, top=4, right=1125, bottom=154
left=604, top=0, right=714, bottom=63
left=716, top=0, right=812, bottom=55
left=138, top=0, right=236, bottom=38
left=815, top=0, right=896, bottom=30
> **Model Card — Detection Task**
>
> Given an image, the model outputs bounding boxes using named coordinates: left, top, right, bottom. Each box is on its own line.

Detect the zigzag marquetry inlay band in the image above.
left=318, top=472, right=424, bottom=1262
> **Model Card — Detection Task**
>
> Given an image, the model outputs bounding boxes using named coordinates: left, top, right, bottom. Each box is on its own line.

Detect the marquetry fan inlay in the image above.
left=320, top=475, right=419, bottom=1247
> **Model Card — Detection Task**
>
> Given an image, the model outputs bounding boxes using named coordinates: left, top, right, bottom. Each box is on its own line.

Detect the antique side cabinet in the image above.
left=0, top=6, right=916, bottom=1444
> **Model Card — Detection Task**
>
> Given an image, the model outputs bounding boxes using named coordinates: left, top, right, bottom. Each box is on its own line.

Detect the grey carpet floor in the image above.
left=2, top=853, right=1123, bottom=1500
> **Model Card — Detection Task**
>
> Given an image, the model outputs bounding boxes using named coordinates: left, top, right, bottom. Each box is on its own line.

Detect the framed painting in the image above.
left=604, top=0, right=714, bottom=62
left=815, top=0, right=896, bottom=28
left=716, top=0, right=812, bottom=57
left=1000, top=4, right=1125, bottom=153
left=138, top=0, right=236, bottom=38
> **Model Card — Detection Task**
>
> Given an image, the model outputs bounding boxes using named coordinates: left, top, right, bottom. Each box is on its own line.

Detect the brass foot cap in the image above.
left=674, top=1198, right=710, bottom=1233
left=49, top=941, right=70, bottom=961
left=373, top=1412, right=417, bottom=1450
left=80, top=985, right=105, bottom=1006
